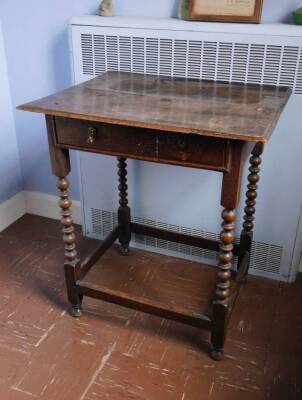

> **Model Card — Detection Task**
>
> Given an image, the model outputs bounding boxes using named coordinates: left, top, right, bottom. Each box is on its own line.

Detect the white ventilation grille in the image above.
left=81, top=34, right=94, bottom=75
left=250, top=241, right=283, bottom=274
left=81, top=34, right=302, bottom=94
left=90, top=208, right=282, bottom=275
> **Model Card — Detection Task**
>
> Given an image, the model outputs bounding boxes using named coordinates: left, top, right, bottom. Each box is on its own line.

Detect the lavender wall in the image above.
left=0, top=1, right=98, bottom=200
left=0, top=22, right=23, bottom=203
left=0, top=0, right=299, bottom=202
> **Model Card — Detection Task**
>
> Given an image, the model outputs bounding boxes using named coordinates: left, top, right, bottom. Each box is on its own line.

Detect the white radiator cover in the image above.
left=69, top=16, right=302, bottom=282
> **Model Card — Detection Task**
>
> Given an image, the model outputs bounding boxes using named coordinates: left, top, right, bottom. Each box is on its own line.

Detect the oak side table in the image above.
left=18, top=72, right=290, bottom=360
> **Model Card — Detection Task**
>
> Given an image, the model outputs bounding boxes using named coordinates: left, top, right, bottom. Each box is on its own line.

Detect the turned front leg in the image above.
left=238, top=142, right=264, bottom=280
left=45, top=115, right=82, bottom=317
left=211, top=140, right=244, bottom=360
left=117, top=157, right=131, bottom=255
left=58, top=177, right=82, bottom=317
left=211, top=209, right=236, bottom=360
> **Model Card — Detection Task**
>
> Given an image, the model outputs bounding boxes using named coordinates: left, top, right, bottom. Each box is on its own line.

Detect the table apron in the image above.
left=54, top=116, right=232, bottom=173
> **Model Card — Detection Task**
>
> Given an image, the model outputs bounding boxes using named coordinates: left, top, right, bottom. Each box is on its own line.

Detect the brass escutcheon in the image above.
left=177, top=138, right=186, bottom=150
left=87, top=127, right=97, bottom=144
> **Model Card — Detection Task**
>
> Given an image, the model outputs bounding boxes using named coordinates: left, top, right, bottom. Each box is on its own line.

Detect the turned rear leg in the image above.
left=117, top=158, right=131, bottom=255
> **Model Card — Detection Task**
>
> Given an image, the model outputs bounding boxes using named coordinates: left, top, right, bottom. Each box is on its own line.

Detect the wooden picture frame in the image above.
left=189, top=0, right=263, bottom=24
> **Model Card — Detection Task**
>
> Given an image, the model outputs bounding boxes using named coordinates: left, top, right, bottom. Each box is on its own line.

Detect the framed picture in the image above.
left=188, top=0, right=263, bottom=23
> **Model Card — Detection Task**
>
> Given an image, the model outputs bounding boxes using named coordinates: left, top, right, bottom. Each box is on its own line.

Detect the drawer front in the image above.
left=55, top=117, right=230, bottom=172
left=158, top=134, right=229, bottom=170
left=55, top=117, right=156, bottom=159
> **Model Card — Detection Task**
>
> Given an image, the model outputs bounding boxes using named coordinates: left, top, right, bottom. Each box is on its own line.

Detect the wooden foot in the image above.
left=211, top=347, right=224, bottom=361
left=70, top=304, right=82, bottom=318
left=117, top=158, right=131, bottom=254
left=119, top=244, right=130, bottom=256
left=69, top=293, right=83, bottom=318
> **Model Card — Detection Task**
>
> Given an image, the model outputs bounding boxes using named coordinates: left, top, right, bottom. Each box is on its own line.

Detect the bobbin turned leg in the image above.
left=210, top=141, right=245, bottom=360
left=211, top=209, right=236, bottom=361
left=45, top=115, right=82, bottom=317
left=58, top=177, right=82, bottom=317
left=238, top=143, right=264, bottom=281
left=117, top=157, right=131, bottom=255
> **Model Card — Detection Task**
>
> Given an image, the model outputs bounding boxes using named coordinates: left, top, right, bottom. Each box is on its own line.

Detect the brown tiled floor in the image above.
left=0, top=214, right=301, bottom=399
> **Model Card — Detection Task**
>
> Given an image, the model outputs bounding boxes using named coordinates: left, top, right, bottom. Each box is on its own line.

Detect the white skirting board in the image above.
left=0, top=190, right=301, bottom=272
left=24, top=191, right=82, bottom=225
left=0, top=192, right=26, bottom=232
left=0, top=191, right=82, bottom=233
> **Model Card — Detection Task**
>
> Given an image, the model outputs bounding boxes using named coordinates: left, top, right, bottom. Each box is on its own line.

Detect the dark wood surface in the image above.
left=18, top=72, right=291, bottom=142
left=0, top=214, right=301, bottom=400
left=77, top=282, right=212, bottom=330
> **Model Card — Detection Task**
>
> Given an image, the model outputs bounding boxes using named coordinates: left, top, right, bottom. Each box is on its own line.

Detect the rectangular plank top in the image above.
left=18, top=72, right=291, bottom=142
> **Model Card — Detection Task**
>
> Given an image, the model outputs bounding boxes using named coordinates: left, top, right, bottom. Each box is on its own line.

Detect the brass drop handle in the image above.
left=87, top=127, right=97, bottom=144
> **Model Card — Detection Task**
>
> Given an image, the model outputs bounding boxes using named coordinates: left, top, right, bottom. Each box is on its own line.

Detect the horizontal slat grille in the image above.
left=81, top=34, right=302, bottom=94
left=90, top=208, right=282, bottom=276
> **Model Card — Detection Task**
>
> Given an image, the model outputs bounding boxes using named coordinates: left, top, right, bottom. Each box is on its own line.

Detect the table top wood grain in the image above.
left=18, top=72, right=291, bottom=142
